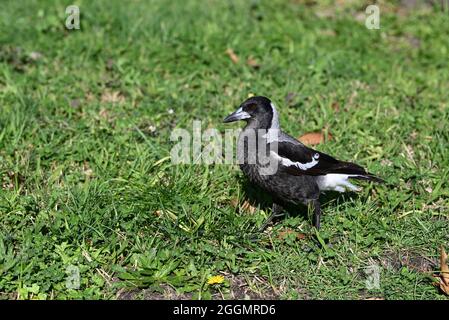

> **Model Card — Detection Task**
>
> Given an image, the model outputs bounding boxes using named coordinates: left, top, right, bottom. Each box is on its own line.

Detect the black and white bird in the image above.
left=223, top=96, right=383, bottom=230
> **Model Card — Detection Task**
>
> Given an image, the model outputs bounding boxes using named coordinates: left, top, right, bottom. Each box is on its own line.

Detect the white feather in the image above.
left=270, top=151, right=319, bottom=170
left=269, top=102, right=280, bottom=129
left=317, top=174, right=361, bottom=192
left=262, top=103, right=281, bottom=143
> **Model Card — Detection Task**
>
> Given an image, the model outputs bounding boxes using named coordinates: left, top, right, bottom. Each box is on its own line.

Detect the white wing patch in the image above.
left=317, top=174, right=361, bottom=192
left=270, top=151, right=319, bottom=170
left=271, top=151, right=363, bottom=192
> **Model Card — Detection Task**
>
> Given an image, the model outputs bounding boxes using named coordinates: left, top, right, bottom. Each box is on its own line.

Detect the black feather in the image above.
left=275, top=141, right=383, bottom=184
left=348, top=174, right=385, bottom=184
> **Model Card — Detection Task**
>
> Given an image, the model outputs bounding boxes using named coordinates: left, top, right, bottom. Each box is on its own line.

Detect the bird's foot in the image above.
left=258, top=203, right=285, bottom=232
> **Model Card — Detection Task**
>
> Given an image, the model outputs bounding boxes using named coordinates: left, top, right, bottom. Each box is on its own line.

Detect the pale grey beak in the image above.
left=223, top=107, right=251, bottom=123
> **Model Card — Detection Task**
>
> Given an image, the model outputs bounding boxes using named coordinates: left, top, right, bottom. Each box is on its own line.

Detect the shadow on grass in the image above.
left=240, top=176, right=360, bottom=217
left=237, top=176, right=361, bottom=243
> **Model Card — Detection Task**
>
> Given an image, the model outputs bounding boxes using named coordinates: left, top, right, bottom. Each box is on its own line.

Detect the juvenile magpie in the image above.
left=223, top=96, right=383, bottom=230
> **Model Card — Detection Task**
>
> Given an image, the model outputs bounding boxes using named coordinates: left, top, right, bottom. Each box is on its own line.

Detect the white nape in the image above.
left=262, top=103, right=281, bottom=143
left=269, top=103, right=280, bottom=129
left=317, top=174, right=361, bottom=192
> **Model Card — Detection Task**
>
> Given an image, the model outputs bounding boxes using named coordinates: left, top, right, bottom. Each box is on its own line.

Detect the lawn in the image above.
left=0, top=0, right=448, bottom=300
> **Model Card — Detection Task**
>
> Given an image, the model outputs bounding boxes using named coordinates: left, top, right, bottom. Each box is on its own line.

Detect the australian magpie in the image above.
left=223, top=96, right=383, bottom=230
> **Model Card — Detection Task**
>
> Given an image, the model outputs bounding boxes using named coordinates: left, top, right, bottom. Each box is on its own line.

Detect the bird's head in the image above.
left=223, top=96, right=278, bottom=129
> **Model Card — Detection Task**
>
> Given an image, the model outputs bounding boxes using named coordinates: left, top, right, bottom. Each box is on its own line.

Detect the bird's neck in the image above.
left=244, top=118, right=272, bottom=130
left=244, top=111, right=280, bottom=131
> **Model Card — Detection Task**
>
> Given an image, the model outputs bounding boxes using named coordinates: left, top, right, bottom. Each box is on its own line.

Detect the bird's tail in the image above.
left=335, top=161, right=385, bottom=184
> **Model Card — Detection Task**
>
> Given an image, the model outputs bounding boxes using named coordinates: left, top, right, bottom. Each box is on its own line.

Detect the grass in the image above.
left=0, top=0, right=448, bottom=300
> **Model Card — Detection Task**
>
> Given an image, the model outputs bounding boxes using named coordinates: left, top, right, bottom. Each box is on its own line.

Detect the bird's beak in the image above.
left=223, top=107, right=251, bottom=123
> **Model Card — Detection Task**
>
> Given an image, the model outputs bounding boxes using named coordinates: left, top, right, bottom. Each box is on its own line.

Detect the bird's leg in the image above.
left=311, top=199, right=321, bottom=229
left=258, top=203, right=285, bottom=232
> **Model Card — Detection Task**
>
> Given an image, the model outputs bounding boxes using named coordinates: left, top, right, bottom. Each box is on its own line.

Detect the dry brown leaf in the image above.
left=241, top=201, right=256, bottom=214
left=277, top=228, right=306, bottom=241
left=434, top=246, right=449, bottom=295
left=246, top=56, right=260, bottom=69
left=230, top=198, right=239, bottom=208
left=226, top=48, right=239, bottom=64
left=82, top=161, right=94, bottom=177
left=297, top=233, right=306, bottom=240
left=331, top=101, right=340, bottom=112
left=101, top=90, right=125, bottom=104
left=29, top=51, right=43, bottom=61
left=154, top=210, right=162, bottom=217
left=154, top=209, right=177, bottom=220
left=99, top=108, right=109, bottom=119
left=230, top=198, right=256, bottom=214
left=98, top=108, right=116, bottom=124
left=298, top=130, right=332, bottom=146
left=85, top=92, right=96, bottom=102
left=440, top=282, right=449, bottom=295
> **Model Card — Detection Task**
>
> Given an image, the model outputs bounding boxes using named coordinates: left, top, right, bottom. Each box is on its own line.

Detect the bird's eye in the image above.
left=244, top=103, right=257, bottom=112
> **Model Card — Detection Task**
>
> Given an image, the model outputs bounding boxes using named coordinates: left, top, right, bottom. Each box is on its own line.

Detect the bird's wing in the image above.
left=270, top=139, right=382, bottom=181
